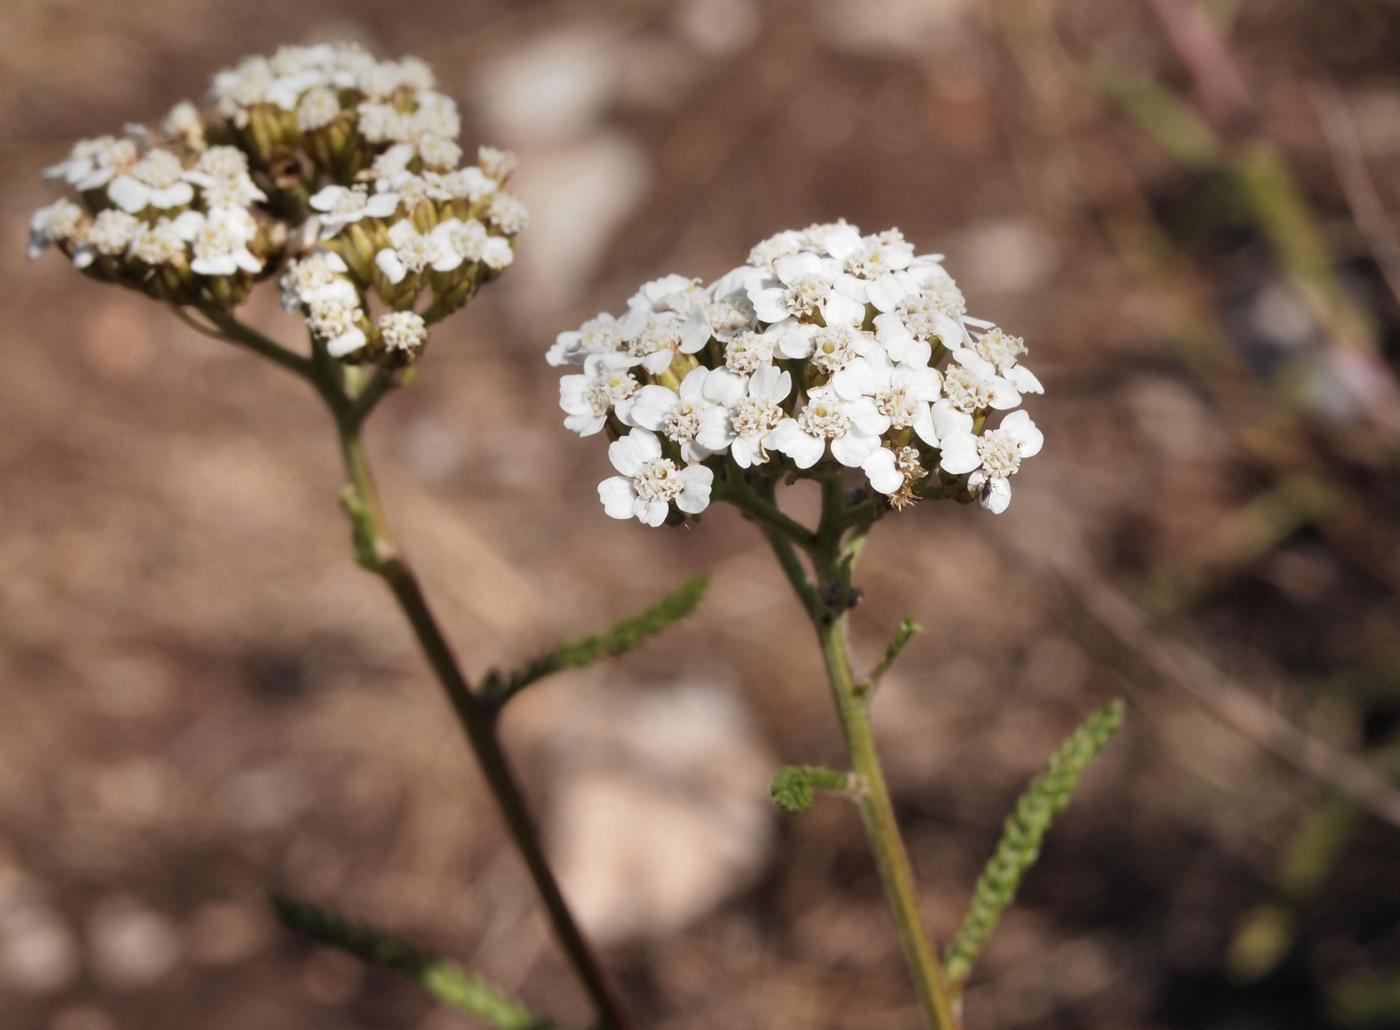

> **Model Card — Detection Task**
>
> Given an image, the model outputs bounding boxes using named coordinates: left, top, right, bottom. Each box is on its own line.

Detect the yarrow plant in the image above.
left=551, top=224, right=1119, bottom=1028
left=28, top=43, right=664, bottom=1030
left=32, top=42, right=1121, bottom=1030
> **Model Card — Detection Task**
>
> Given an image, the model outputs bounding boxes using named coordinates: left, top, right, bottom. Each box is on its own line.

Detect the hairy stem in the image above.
left=815, top=610, right=961, bottom=1030
left=758, top=478, right=960, bottom=1030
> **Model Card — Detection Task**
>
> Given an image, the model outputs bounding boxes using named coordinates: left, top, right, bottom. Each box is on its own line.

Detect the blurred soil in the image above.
left=1, top=2, right=1399, bottom=1028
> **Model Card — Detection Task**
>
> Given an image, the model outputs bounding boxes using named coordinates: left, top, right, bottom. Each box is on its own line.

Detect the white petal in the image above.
left=702, top=368, right=747, bottom=407
left=772, top=319, right=815, bottom=359
left=938, top=432, right=980, bottom=475
left=629, top=385, right=678, bottom=431
left=151, top=182, right=194, bottom=208
left=308, top=186, right=345, bottom=212
left=610, top=428, right=662, bottom=476
left=846, top=397, right=887, bottom=436
left=980, top=477, right=1012, bottom=514
left=750, top=289, right=790, bottom=325
left=774, top=252, right=823, bottom=283
left=564, top=412, right=606, bottom=436
left=865, top=274, right=906, bottom=313
left=107, top=176, right=148, bottom=213
left=931, top=401, right=973, bottom=440
left=679, top=312, right=712, bottom=353
left=599, top=477, right=636, bottom=520
left=987, top=377, right=1021, bottom=410
left=676, top=465, right=714, bottom=514
left=326, top=327, right=367, bottom=358
left=730, top=435, right=760, bottom=468
left=832, top=359, right=878, bottom=401
left=862, top=448, right=903, bottom=495
left=821, top=291, right=865, bottom=329
left=751, top=365, right=791, bottom=403
left=642, top=350, right=673, bottom=375
left=1001, top=410, right=1044, bottom=457
left=696, top=407, right=735, bottom=451
left=875, top=313, right=918, bottom=363
left=678, top=366, right=709, bottom=402
left=636, top=498, right=669, bottom=527
left=830, top=430, right=879, bottom=467
left=375, top=249, right=407, bottom=284
left=912, top=406, right=938, bottom=447
left=1005, top=363, right=1043, bottom=394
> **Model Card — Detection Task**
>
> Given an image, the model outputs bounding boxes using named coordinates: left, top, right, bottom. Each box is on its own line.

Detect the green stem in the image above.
left=815, top=610, right=960, bottom=1030
left=714, top=469, right=820, bottom=549
left=758, top=482, right=960, bottom=1030
left=199, top=306, right=316, bottom=379
left=327, top=412, right=634, bottom=1030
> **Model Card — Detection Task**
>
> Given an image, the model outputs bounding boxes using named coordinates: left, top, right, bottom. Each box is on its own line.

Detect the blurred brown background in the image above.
left=3, top=1, right=1400, bottom=1027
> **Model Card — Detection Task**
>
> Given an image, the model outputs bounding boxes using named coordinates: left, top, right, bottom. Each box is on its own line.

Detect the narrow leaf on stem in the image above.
left=859, top=617, right=923, bottom=696
left=482, top=575, right=709, bottom=709
left=945, top=700, right=1126, bottom=986
left=269, top=892, right=555, bottom=1030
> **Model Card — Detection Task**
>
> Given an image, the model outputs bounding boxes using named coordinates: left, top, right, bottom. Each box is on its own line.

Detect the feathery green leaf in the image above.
left=770, top=764, right=855, bottom=813
left=270, top=892, right=553, bottom=1029
left=945, top=700, right=1125, bottom=985
left=482, top=575, right=708, bottom=708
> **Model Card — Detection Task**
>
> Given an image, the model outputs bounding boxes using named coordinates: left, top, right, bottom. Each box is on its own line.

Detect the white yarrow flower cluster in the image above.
left=550, top=223, right=1043, bottom=525
left=29, top=42, right=524, bottom=369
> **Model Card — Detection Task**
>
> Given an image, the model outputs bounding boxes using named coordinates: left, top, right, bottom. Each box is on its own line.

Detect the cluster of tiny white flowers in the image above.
left=550, top=223, right=1043, bottom=526
left=32, top=130, right=279, bottom=308
left=29, top=42, right=525, bottom=369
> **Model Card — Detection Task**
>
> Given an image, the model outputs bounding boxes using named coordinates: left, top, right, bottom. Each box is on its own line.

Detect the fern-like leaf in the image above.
left=944, top=700, right=1125, bottom=985
left=482, top=575, right=709, bottom=709
left=270, top=892, right=553, bottom=1029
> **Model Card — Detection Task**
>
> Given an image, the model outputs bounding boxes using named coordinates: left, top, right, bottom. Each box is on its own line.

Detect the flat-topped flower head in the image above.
left=548, top=223, right=1043, bottom=527
left=28, top=42, right=524, bottom=370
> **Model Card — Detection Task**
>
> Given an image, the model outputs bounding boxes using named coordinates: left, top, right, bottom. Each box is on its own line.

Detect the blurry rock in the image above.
left=476, top=27, right=623, bottom=145
left=674, top=0, right=761, bottom=57
left=221, top=763, right=314, bottom=832
left=817, top=0, right=971, bottom=57
left=547, top=680, right=775, bottom=945
left=953, top=218, right=1057, bottom=297
left=88, top=895, right=179, bottom=988
left=188, top=901, right=268, bottom=967
left=503, top=133, right=651, bottom=319
left=0, top=881, right=79, bottom=993
left=1124, top=374, right=1226, bottom=464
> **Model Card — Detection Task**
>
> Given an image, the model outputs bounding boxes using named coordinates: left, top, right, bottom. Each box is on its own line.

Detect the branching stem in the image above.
left=752, top=467, right=961, bottom=1030
left=200, top=314, right=635, bottom=1030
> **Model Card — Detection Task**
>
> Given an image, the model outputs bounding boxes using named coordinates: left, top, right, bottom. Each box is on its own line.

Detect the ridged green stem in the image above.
left=816, top=609, right=960, bottom=1030
left=733, top=464, right=960, bottom=1030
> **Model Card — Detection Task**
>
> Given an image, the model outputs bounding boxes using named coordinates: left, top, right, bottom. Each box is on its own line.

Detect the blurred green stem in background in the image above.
left=271, top=893, right=555, bottom=1030
left=182, top=307, right=636, bottom=1030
